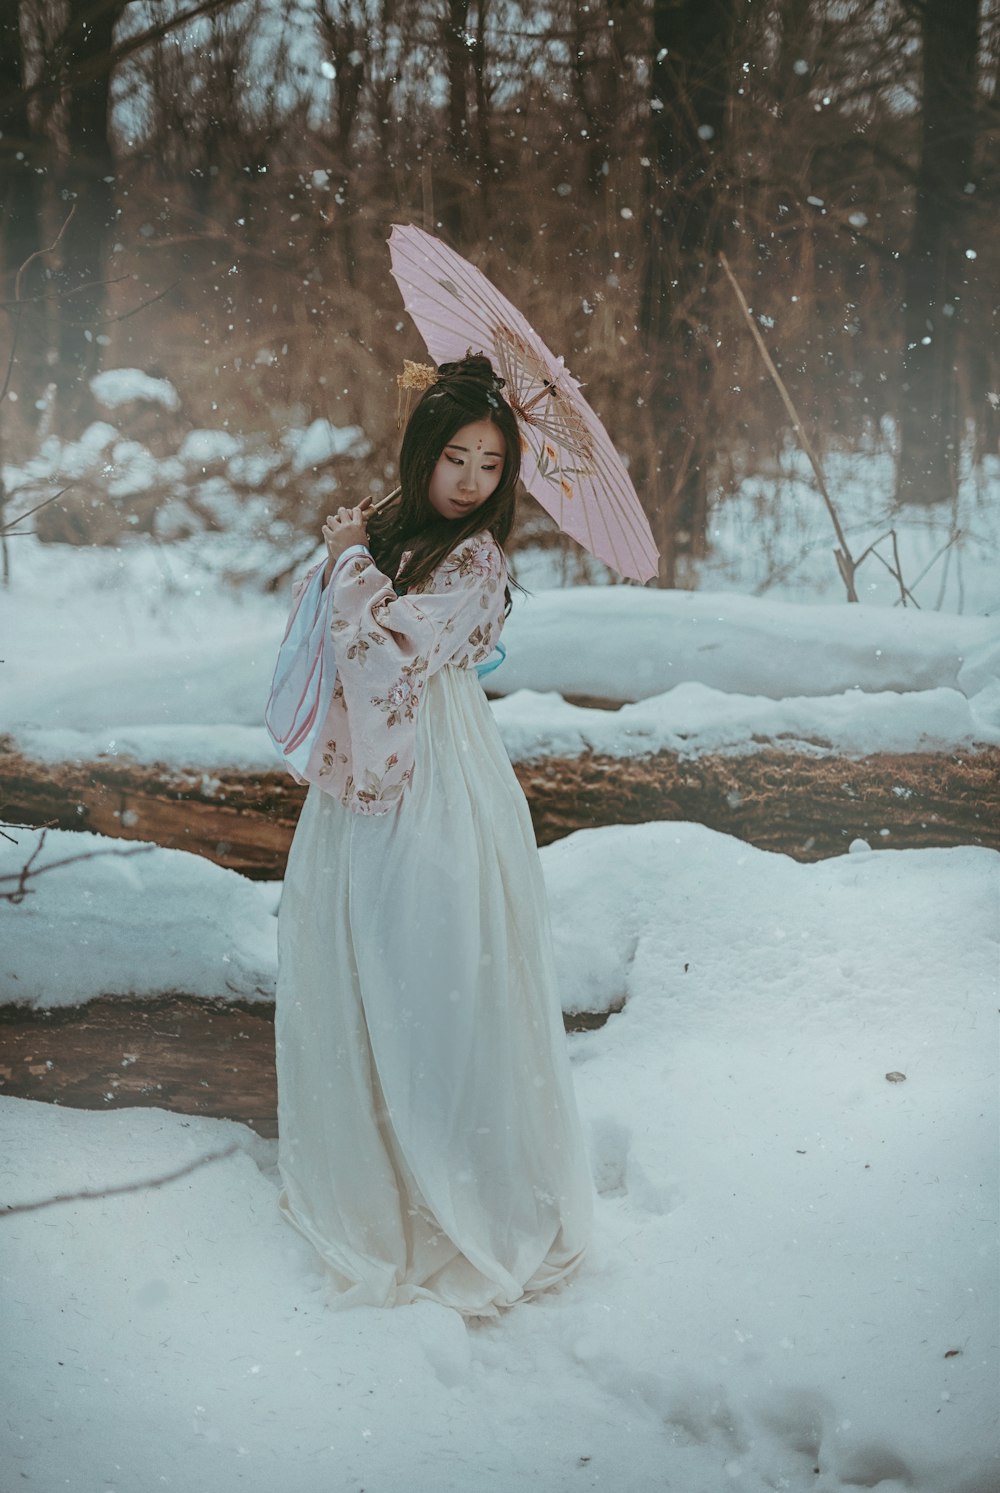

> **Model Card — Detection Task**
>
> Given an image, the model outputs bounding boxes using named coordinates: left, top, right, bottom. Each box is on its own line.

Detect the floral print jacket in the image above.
left=284, top=530, right=508, bottom=814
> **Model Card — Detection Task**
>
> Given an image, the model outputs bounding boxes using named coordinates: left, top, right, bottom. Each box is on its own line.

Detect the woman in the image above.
left=271, top=355, right=594, bottom=1318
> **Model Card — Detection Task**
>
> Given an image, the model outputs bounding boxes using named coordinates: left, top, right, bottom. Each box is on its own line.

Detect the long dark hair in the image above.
left=366, top=353, right=529, bottom=616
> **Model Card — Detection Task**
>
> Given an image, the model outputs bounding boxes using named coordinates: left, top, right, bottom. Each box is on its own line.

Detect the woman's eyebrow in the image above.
left=445, top=442, right=504, bottom=458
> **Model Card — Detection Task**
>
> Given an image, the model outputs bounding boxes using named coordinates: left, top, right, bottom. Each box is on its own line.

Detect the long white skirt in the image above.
left=274, top=662, right=594, bottom=1318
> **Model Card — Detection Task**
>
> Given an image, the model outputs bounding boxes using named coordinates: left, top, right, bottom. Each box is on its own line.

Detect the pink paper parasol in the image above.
left=388, top=223, right=658, bottom=584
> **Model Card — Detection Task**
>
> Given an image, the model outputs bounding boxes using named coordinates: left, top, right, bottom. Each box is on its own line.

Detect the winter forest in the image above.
left=1, top=0, right=999, bottom=1490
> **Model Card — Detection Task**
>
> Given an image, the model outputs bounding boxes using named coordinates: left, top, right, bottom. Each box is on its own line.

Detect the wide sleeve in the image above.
left=328, top=531, right=507, bottom=813
left=263, top=558, right=335, bottom=783
left=289, top=559, right=323, bottom=609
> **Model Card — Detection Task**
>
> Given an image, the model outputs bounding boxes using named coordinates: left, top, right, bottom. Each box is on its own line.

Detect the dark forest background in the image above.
left=1, top=0, right=997, bottom=586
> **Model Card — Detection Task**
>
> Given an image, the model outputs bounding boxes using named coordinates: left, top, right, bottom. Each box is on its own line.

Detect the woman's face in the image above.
left=427, top=419, right=506, bottom=521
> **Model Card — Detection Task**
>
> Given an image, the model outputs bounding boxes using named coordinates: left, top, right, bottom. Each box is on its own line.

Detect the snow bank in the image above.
left=90, top=368, right=181, bottom=411
left=287, top=418, right=369, bottom=471
left=492, top=678, right=1000, bottom=761
left=9, top=725, right=276, bottom=773
left=3, top=533, right=997, bottom=757
left=1, top=821, right=996, bottom=1491
left=496, top=586, right=999, bottom=703
left=0, top=827, right=276, bottom=1008
left=696, top=447, right=1000, bottom=617
left=177, top=429, right=243, bottom=466
left=4, top=406, right=370, bottom=551
left=9, top=673, right=1000, bottom=779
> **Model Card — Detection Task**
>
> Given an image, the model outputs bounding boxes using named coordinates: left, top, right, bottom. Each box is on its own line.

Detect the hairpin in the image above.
left=396, top=360, right=440, bottom=427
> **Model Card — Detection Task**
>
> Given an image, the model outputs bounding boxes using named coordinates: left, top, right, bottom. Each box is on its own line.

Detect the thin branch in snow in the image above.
left=718, top=252, right=860, bottom=603
left=851, top=529, right=921, bottom=608
left=1, top=487, right=78, bottom=536
left=0, top=274, right=132, bottom=310
left=58, top=280, right=179, bottom=329
left=0, top=827, right=157, bottom=904
left=0, top=207, right=78, bottom=410
left=1, top=1143, right=242, bottom=1218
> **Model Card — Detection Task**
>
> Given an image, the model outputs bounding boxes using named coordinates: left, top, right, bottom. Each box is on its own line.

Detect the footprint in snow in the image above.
left=587, top=1115, right=680, bottom=1215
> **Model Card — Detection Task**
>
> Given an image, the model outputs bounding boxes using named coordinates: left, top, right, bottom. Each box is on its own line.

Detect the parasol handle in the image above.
left=367, top=485, right=401, bottom=514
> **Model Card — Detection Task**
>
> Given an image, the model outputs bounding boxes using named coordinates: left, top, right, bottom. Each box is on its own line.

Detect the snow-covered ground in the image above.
left=7, top=409, right=997, bottom=611
left=0, top=827, right=277, bottom=1009
left=2, top=525, right=998, bottom=770
left=515, top=446, right=1000, bottom=619
left=700, top=446, right=999, bottom=617
left=2, top=426, right=998, bottom=1491
left=2, top=823, right=997, bottom=1492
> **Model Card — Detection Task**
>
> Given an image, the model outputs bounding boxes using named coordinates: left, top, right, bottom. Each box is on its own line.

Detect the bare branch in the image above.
left=718, top=252, right=860, bottom=603
left=0, top=274, right=133, bottom=311
left=1, top=828, right=157, bottom=905
left=1, top=0, right=243, bottom=113
left=0, top=207, right=78, bottom=410
left=57, top=280, right=179, bottom=329
left=1, top=1142, right=242, bottom=1217
left=1, top=487, right=77, bottom=536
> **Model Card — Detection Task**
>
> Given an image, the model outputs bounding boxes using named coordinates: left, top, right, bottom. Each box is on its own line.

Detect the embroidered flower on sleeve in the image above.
left=466, top=622, right=495, bottom=661
left=344, top=625, right=388, bottom=663
left=354, top=763, right=413, bottom=807
left=320, top=737, right=348, bottom=774
left=371, top=656, right=429, bottom=728
left=448, top=536, right=499, bottom=585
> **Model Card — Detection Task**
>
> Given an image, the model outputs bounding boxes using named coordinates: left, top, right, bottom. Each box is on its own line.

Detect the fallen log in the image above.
left=0, top=996, right=280, bottom=1136
left=0, top=994, right=618, bottom=1135
left=2, top=735, right=997, bottom=877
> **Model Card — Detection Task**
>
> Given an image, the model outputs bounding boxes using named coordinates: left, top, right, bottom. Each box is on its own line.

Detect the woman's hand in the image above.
left=322, top=498, right=373, bottom=578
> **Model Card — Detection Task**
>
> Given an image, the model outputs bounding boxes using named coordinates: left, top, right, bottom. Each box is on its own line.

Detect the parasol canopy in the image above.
left=388, top=223, right=659, bottom=584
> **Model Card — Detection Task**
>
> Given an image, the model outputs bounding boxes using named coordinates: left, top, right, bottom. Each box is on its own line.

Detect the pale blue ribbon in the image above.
left=475, top=640, right=507, bottom=679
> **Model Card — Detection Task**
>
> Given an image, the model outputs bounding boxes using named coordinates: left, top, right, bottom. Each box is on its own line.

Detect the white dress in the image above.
left=274, top=659, right=594, bottom=1318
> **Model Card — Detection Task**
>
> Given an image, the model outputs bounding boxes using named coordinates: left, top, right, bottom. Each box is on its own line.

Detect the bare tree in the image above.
left=640, top=0, right=738, bottom=584
left=0, top=0, right=47, bottom=427
left=895, top=0, right=981, bottom=507
left=29, top=0, right=126, bottom=433
left=436, top=0, right=471, bottom=239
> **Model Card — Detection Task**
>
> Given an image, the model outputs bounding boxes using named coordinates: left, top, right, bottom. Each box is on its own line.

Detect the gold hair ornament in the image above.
left=398, top=359, right=439, bottom=391
left=396, top=359, right=440, bottom=428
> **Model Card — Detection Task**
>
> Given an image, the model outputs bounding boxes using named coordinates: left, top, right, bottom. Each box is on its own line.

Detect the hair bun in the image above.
left=436, top=352, right=505, bottom=392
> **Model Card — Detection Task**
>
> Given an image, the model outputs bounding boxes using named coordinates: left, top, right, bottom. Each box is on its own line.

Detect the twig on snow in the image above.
left=1, top=1143, right=242, bottom=1217
left=1, top=826, right=156, bottom=904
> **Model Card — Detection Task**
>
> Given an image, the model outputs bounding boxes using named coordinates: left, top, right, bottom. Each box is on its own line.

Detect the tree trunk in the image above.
left=640, top=0, right=737, bottom=585
left=48, top=0, right=125, bottom=435
left=895, top=0, right=979, bottom=508
left=0, top=0, right=47, bottom=426
left=438, top=0, right=471, bottom=240
left=775, top=0, right=813, bottom=111
left=470, top=0, right=493, bottom=217
left=316, top=0, right=367, bottom=284
left=569, top=0, right=627, bottom=196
